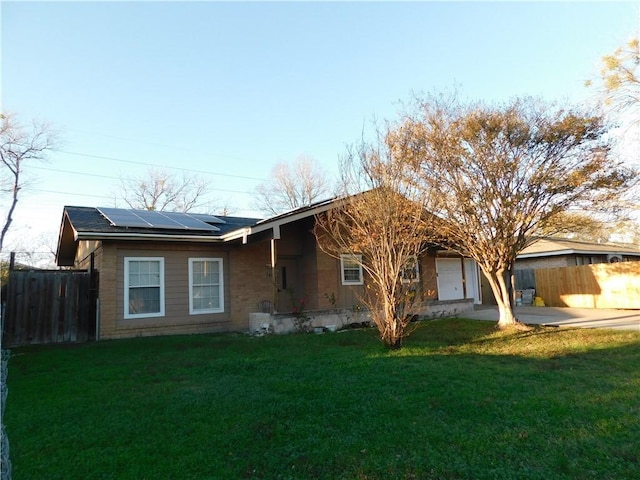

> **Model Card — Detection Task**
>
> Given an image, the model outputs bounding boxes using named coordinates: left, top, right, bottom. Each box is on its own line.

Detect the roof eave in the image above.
left=248, top=200, right=339, bottom=237
left=75, top=232, right=225, bottom=242
left=55, top=211, right=80, bottom=266
left=518, top=249, right=640, bottom=259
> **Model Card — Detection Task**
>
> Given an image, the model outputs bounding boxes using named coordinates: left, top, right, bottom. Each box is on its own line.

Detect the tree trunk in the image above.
left=483, top=268, right=518, bottom=328
left=0, top=175, right=19, bottom=252
left=375, top=297, right=406, bottom=349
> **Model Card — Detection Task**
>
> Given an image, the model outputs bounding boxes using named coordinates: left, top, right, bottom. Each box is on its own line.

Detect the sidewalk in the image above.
left=464, top=305, right=640, bottom=331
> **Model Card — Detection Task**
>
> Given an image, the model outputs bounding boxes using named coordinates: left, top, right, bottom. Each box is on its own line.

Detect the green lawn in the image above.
left=4, top=319, right=640, bottom=480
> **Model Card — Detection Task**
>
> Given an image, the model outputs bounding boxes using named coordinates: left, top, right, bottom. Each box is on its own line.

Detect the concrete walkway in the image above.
left=464, top=305, right=640, bottom=331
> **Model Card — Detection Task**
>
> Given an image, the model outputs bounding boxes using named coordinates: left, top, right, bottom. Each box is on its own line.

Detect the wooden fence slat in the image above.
left=2, top=270, right=93, bottom=346
left=535, top=262, right=640, bottom=308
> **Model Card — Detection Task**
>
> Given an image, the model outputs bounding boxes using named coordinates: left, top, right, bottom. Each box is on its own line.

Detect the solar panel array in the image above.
left=97, top=207, right=223, bottom=232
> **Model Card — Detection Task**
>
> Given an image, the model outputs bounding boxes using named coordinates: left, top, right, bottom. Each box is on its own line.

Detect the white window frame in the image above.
left=124, top=257, right=165, bottom=319
left=401, top=255, right=420, bottom=284
left=189, top=257, right=224, bottom=315
left=340, top=254, right=363, bottom=285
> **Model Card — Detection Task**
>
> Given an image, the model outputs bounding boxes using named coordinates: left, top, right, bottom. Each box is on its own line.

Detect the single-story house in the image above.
left=55, top=199, right=483, bottom=339
left=480, top=237, right=640, bottom=305
left=515, top=237, right=640, bottom=270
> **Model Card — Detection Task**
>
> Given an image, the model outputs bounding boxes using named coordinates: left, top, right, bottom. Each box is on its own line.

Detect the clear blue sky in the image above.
left=1, top=1, right=638, bottom=264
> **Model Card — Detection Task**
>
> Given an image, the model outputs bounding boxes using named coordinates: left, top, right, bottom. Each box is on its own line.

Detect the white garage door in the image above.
left=436, top=258, right=464, bottom=301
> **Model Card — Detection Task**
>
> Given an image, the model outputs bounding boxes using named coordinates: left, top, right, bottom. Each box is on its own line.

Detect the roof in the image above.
left=55, top=200, right=342, bottom=266
left=63, top=206, right=261, bottom=237
left=518, top=237, right=640, bottom=259
left=54, top=194, right=441, bottom=266
left=56, top=206, right=263, bottom=266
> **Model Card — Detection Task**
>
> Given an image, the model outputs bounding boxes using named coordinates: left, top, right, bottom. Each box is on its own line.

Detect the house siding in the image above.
left=75, top=240, right=102, bottom=268
left=80, top=240, right=272, bottom=339
left=116, top=244, right=231, bottom=338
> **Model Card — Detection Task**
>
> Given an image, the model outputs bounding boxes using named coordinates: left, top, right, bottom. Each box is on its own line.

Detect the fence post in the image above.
left=89, top=253, right=98, bottom=341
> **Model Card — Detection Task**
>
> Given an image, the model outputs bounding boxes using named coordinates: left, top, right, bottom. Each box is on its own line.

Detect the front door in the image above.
left=276, top=257, right=301, bottom=313
left=436, top=258, right=464, bottom=301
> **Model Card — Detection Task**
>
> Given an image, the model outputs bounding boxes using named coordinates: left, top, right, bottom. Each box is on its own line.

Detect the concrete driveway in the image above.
left=464, top=305, right=640, bottom=331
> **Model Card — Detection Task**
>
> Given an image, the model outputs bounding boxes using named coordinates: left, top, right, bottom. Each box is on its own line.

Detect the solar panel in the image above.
left=132, top=210, right=188, bottom=229
left=97, top=207, right=220, bottom=231
left=163, top=211, right=222, bottom=230
left=98, top=207, right=152, bottom=228
left=188, top=213, right=226, bottom=224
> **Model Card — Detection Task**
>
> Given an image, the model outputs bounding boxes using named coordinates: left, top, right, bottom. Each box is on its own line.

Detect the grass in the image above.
left=4, top=319, right=640, bottom=480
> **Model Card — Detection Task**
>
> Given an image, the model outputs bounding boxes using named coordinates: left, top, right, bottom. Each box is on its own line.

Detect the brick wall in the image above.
left=229, top=239, right=273, bottom=330
left=420, top=255, right=438, bottom=300
left=315, top=249, right=340, bottom=309
left=516, top=256, right=571, bottom=270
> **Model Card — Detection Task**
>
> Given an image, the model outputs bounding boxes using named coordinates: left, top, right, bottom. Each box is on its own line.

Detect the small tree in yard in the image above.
left=314, top=126, right=438, bottom=349
left=401, top=94, right=635, bottom=328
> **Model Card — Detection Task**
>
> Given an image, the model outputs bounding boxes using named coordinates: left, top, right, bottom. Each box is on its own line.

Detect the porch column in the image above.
left=271, top=237, right=278, bottom=312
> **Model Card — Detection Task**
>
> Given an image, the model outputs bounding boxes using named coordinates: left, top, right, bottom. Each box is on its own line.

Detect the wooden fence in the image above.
left=534, top=262, right=640, bottom=309
left=2, top=269, right=96, bottom=346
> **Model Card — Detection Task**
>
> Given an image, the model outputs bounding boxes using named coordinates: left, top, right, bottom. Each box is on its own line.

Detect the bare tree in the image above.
left=119, top=168, right=211, bottom=213
left=253, top=155, right=331, bottom=216
left=3, top=230, right=58, bottom=269
left=402, top=94, right=635, bottom=328
left=0, top=113, right=57, bottom=252
left=314, top=126, right=437, bottom=349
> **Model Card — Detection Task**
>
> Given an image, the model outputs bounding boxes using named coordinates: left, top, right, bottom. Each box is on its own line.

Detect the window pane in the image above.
left=129, top=261, right=160, bottom=288
left=191, top=260, right=222, bottom=312
left=343, top=258, right=357, bottom=269
left=344, top=269, right=360, bottom=281
left=210, top=286, right=220, bottom=309
left=341, top=255, right=362, bottom=284
left=205, top=261, right=219, bottom=279
left=193, top=262, right=202, bottom=279
left=401, top=256, right=419, bottom=282
left=149, top=261, right=159, bottom=275
left=129, top=287, right=160, bottom=314
left=126, top=259, right=164, bottom=318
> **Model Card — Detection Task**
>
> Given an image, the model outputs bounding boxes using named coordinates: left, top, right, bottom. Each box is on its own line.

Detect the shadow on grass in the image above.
left=5, top=320, right=640, bottom=480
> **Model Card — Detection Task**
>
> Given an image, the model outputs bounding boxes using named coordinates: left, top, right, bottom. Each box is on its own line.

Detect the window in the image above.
left=401, top=255, right=420, bottom=283
left=341, top=254, right=363, bottom=285
left=124, top=257, right=165, bottom=319
left=189, top=258, right=224, bottom=314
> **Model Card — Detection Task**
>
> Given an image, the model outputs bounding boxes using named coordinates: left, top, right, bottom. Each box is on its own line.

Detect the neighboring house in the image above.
left=516, top=237, right=640, bottom=270
left=516, top=237, right=640, bottom=309
left=480, top=237, right=640, bottom=305
left=55, top=199, right=482, bottom=340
